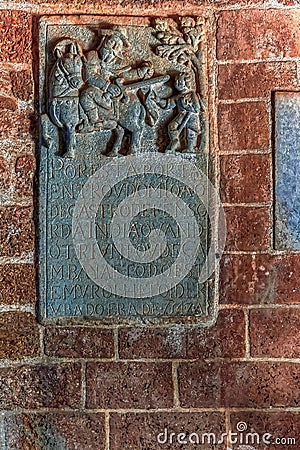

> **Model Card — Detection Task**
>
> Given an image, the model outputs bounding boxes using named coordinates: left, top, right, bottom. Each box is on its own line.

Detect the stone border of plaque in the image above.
left=38, top=15, right=226, bottom=326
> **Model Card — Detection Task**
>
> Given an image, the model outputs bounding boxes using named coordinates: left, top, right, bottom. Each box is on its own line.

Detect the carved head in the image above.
left=175, top=72, right=192, bottom=92
left=99, top=30, right=129, bottom=65
left=63, top=51, right=83, bottom=76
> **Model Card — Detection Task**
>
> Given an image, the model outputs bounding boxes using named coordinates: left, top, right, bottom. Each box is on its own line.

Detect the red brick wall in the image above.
left=0, top=3, right=300, bottom=448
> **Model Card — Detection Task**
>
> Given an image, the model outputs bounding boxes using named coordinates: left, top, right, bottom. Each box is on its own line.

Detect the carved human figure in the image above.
left=79, top=50, right=121, bottom=132
left=155, top=72, right=203, bottom=153
left=49, top=42, right=84, bottom=157
left=79, top=29, right=154, bottom=156
left=98, top=30, right=153, bottom=83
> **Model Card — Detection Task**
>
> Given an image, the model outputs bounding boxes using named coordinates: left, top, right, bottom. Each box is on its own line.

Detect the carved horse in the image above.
left=106, top=75, right=170, bottom=157
left=107, top=87, right=146, bottom=156
left=49, top=41, right=84, bottom=157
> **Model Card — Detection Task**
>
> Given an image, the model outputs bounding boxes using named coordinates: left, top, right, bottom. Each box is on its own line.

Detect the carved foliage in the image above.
left=153, top=17, right=204, bottom=65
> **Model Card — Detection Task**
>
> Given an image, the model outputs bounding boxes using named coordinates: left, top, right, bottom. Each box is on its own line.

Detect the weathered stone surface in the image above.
left=3, top=0, right=298, bottom=8
left=220, top=254, right=300, bottom=305
left=0, top=138, right=35, bottom=157
left=4, top=413, right=105, bottom=449
left=0, top=364, right=81, bottom=409
left=0, top=67, right=14, bottom=98
left=250, top=308, right=300, bottom=358
left=0, top=156, right=11, bottom=190
left=119, top=309, right=245, bottom=359
left=186, top=309, right=246, bottom=359
left=224, top=206, right=270, bottom=251
left=230, top=411, right=300, bottom=449
left=0, top=110, right=33, bottom=139
left=220, top=154, right=271, bottom=203
left=14, top=154, right=35, bottom=197
left=178, top=361, right=300, bottom=408
left=0, top=11, right=32, bottom=63
left=110, top=412, right=226, bottom=449
left=218, top=62, right=299, bottom=100
left=0, top=95, right=17, bottom=111
left=86, top=362, right=173, bottom=409
left=217, top=10, right=300, bottom=61
left=218, top=102, right=270, bottom=151
left=45, top=327, right=114, bottom=358
left=10, top=70, right=33, bottom=101
left=119, top=326, right=188, bottom=359
left=0, top=206, right=34, bottom=256
left=0, top=264, right=36, bottom=304
left=0, top=312, right=40, bottom=359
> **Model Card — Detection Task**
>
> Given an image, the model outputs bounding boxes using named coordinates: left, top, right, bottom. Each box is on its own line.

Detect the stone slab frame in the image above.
left=38, top=14, right=221, bottom=326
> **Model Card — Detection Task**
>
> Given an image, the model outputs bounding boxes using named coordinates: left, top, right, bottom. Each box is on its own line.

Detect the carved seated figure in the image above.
left=79, top=36, right=154, bottom=135
left=79, top=51, right=121, bottom=132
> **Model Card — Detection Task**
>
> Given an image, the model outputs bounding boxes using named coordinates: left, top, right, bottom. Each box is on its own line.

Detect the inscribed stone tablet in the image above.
left=38, top=15, right=224, bottom=324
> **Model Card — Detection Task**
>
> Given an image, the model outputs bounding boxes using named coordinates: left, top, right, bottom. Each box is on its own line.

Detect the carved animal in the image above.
left=105, top=76, right=170, bottom=157
left=107, top=91, right=146, bottom=156
left=48, top=42, right=84, bottom=157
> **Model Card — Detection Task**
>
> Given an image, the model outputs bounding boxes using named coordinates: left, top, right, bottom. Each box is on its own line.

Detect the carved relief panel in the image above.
left=38, top=15, right=222, bottom=325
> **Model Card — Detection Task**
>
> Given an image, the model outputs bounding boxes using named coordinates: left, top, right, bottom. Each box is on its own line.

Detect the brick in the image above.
left=0, top=68, right=17, bottom=112
left=0, top=312, right=40, bottom=359
left=224, top=206, right=270, bottom=251
left=0, top=264, right=35, bottom=304
left=4, top=413, right=105, bottom=450
left=268, top=254, right=300, bottom=305
left=14, top=154, right=35, bottom=197
left=0, top=156, right=11, bottom=190
left=0, top=138, right=34, bottom=157
left=220, top=154, right=271, bottom=203
left=45, top=327, right=114, bottom=358
left=0, top=206, right=34, bottom=257
left=218, top=62, right=299, bottom=100
left=0, top=67, right=13, bottom=98
left=110, top=412, right=226, bottom=449
left=0, top=110, right=33, bottom=139
left=0, top=11, right=32, bottom=63
left=178, top=361, right=222, bottom=408
left=119, top=310, right=245, bottom=360
left=119, top=326, right=187, bottom=359
left=220, top=254, right=265, bottom=305
left=186, top=309, right=246, bottom=359
left=9, top=0, right=298, bottom=9
left=86, top=362, right=173, bottom=409
left=10, top=70, right=33, bottom=101
left=218, top=102, right=269, bottom=152
left=0, top=363, right=81, bottom=410
left=230, top=412, right=300, bottom=450
left=0, top=96, right=17, bottom=111
left=250, top=308, right=300, bottom=358
left=220, top=254, right=300, bottom=305
left=178, top=361, right=300, bottom=408
left=217, top=10, right=300, bottom=61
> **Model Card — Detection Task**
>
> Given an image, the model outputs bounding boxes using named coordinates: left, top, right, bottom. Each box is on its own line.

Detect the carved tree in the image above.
left=153, top=17, right=204, bottom=73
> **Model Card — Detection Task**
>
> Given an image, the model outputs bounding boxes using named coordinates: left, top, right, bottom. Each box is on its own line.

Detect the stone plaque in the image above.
left=275, top=92, right=300, bottom=250
left=38, top=15, right=224, bottom=324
